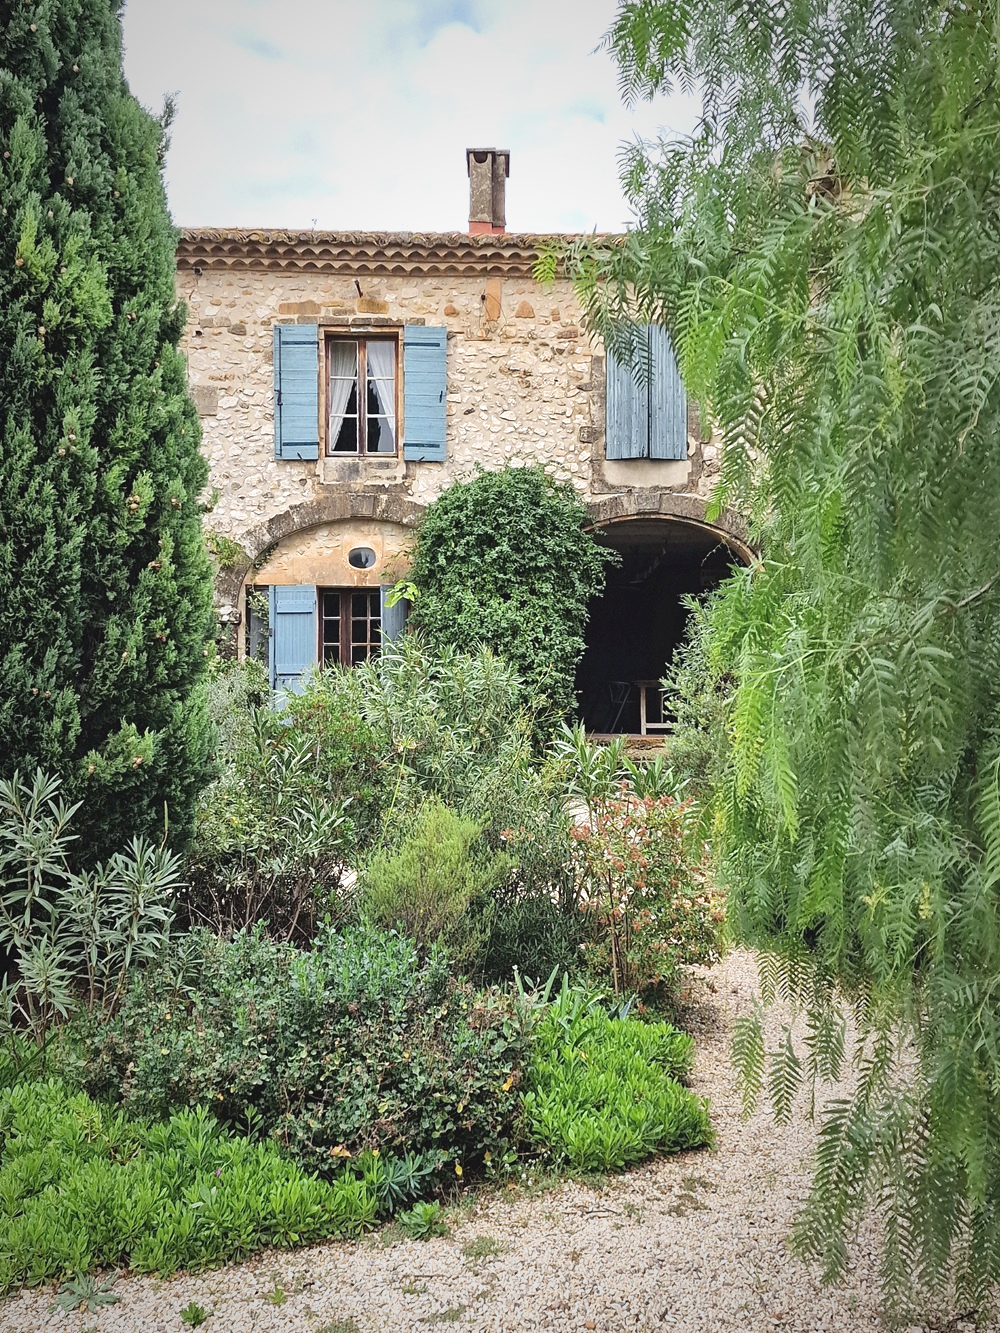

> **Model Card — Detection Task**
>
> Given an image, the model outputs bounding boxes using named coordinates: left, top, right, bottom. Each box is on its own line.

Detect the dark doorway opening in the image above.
left=576, top=518, right=744, bottom=735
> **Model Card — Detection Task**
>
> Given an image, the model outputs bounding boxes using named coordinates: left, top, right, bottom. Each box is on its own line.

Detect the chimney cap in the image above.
left=466, top=148, right=510, bottom=177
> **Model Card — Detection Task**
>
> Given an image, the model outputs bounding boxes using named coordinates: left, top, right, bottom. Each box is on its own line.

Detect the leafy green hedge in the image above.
left=407, top=466, right=615, bottom=726
left=0, top=1081, right=377, bottom=1293
left=80, top=925, right=527, bottom=1175
left=523, top=993, right=713, bottom=1170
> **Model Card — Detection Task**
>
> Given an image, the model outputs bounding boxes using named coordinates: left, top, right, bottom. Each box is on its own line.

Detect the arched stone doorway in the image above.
left=576, top=512, right=749, bottom=735
left=211, top=491, right=426, bottom=663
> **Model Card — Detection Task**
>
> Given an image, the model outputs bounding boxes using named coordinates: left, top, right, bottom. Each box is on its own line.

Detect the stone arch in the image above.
left=578, top=496, right=752, bottom=735
left=215, top=491, right=428, bottom=607
left=585, top=491, right=755, bottom=564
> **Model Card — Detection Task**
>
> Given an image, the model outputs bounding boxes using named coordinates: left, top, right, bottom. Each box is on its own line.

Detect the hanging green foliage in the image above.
left=0, top=2, right=214, bottom=857
left=555, top=0, right=1000, bottom=1320
left=407, top=466, right=615, bottom=730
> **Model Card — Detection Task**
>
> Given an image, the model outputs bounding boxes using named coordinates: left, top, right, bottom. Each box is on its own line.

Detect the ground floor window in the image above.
left=245, top=582, right=408, bottom=696
left=321, top=588, right=381, bottom=666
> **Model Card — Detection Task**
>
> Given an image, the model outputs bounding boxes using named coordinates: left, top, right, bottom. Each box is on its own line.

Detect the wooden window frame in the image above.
left=320, top=330, right=401, bottom=458
left=320, top=587, right=382, bottom=667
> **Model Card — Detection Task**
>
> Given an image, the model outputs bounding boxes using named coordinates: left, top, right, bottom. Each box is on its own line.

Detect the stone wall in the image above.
left=179, top=267, right=716, bottom=515
left=251, top=517, right=413, bottom=589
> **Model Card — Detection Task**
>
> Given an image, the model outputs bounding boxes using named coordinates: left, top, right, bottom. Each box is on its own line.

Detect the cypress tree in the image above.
left=0, top=0, right=214, bottom=858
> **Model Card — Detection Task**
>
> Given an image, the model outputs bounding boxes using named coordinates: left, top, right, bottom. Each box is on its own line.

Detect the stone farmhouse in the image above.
left=176, top=150, right=749, bottom=735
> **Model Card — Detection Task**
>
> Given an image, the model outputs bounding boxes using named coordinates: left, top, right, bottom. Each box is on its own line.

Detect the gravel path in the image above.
left=2, top=950, right=994, bottom=1333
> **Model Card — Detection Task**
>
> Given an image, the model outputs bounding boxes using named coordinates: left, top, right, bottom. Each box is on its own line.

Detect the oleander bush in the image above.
left=0, top=770, right=181, bottom=1054
left=521, top=980, right=712, bottom=1171
left=571, top=793, right=724, bottom=1004
left=80, top=924, right=527, bottom=1176
left=182, top=660, right=375, bottom=939
left=0, top=1080, right=379, bottom=1294
left=355, top=639, right=534, bottom=827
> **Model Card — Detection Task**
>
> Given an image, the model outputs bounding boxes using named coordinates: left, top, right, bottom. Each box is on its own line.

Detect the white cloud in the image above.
left=121, top=0, right=699, bottom=232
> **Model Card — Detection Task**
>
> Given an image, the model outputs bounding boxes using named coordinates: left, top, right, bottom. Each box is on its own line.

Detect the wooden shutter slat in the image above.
left=403, top=326, right=447, bottom=461
left=273, top=324, right=319, bottom=460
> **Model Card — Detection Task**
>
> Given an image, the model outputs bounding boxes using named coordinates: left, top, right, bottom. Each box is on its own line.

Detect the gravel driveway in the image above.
left=2, top=950, right=994, bottom=1333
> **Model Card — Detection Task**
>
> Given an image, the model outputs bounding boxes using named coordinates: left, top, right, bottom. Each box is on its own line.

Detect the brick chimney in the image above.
left=466, top=148, right=509, bottom=234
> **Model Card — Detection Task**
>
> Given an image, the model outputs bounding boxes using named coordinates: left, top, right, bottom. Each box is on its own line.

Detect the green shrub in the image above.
left=81, top=925, right=527, bottom=1176
left=190, top=647, right=586, bottom=981
left=570, top=792, right=724, bottom=1004
left=406, top=466, right=616, bottom=728
left=353, top=642, right=583, bottom=982
left=54, top=1272, right=122, bottom=1312
left=478, top=889, right=585, bottom=987
left=549, top=721, right=691, bottom=815
left=0, top=770, right=180, bottom=1052
left=657, top=598, right=732, bottom=823
left=184, top=659, right=370, bottom=939
left=399, top=1199, right=448, bottom=1239
left=360, top=802, right=508, bottom=967
left=0, top=1080, right=378, bottom=1294
left=356, top=640, right=534, bottom=825
left=522, top=983, right=712, bottom=1171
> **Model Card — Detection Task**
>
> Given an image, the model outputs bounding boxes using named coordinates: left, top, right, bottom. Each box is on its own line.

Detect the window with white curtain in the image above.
left=326, top=336, right=398, bottom=455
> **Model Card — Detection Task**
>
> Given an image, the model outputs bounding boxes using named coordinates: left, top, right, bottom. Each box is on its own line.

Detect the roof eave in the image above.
left=175, top=228, right=605, bottom=278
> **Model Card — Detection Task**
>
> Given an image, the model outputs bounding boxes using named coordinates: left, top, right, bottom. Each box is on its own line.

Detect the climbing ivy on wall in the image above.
left=0, top=1, right=214, bottom=857
left=407, top=466, right=614, bottom=729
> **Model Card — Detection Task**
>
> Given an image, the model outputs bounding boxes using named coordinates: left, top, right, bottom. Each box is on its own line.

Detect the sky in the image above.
left=120, top=0, right=698, bottom=235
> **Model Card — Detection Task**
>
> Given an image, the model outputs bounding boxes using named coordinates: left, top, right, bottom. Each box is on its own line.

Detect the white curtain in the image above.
left=328, top=341, right=357, bottom=450
left=366, top=339, right=396, bottom=453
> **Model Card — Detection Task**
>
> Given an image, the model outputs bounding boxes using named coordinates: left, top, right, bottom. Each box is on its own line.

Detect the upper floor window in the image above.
left=605, top=323, right=687, bottom=461
left=272, top=323, right=447, bottom=463
left=328, top=337, right=398, bottom=456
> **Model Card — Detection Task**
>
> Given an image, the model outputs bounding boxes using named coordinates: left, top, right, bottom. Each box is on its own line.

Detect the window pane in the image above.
left=328, top=341, right=359, bottom=455
left=367, top=415, right=394, bottom=453
left=329, top=341, right=358, bottom=377
left=366, top=340, right=396, bottom=454
left=331, top=382, right=359, bottom=453
left=321, top=590, right=341, bottom=665
left=347, top=590, right=382, bottom=665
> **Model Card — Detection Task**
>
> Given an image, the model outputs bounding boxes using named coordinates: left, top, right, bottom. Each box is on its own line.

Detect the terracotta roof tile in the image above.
left=175, top=229, right=594, bottom=277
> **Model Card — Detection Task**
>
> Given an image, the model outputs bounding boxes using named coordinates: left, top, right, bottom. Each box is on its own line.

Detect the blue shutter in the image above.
left=648, top=324, right=687, bottom=460
left=269, top=585, right=316, bottom=696
left=380, top=585, right=407, bottom=645
left=273, top=324, right=319, bottom=459
left=403, top=326, right=447, bottom=461
left=605, top=333, right=648, bottom=459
